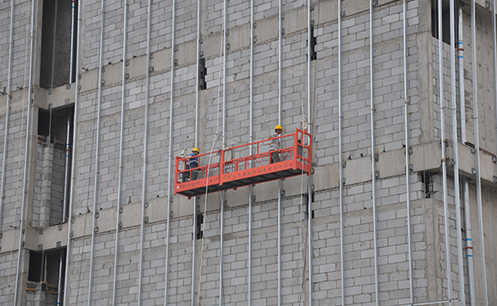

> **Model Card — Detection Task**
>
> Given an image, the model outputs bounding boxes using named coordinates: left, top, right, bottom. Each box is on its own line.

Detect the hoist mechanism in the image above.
left=174, top=129, right=312, bottom=198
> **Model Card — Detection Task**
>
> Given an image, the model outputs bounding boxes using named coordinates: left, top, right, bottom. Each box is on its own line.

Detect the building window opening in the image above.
left=199, top=57, right=207, bottom=90
left=195, top=212, right=204, bottom=239
left=309, top=26, right=317, bottom=61
left=431, top=0, right=451, bottom=45
left=37, top=105, right=74, bottom=225
left=27, top=248, right=66, bottom=303
left=40, top=0, right=78, bottom=89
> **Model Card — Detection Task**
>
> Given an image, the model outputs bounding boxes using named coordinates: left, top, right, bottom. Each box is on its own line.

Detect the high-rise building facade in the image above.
left=0, top=0, right=496, bottom=305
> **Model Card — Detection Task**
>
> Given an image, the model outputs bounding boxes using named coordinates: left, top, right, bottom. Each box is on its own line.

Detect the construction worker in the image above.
left=269, top=125, right=283, bottom=164
left=185, top=148, right=200, bottom=181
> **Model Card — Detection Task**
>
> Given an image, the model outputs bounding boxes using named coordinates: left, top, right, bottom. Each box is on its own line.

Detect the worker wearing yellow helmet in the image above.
left=185, top=148, right=200, bottom=181
left=269, top=125, right=283, bottom=164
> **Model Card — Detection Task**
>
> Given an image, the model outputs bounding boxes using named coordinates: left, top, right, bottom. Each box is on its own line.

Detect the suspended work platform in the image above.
left=174, top=129, right=312, bottom=198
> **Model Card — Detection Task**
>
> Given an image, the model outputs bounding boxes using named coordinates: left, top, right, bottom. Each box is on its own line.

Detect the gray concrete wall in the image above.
left=1, top=0, right=497, bottom=305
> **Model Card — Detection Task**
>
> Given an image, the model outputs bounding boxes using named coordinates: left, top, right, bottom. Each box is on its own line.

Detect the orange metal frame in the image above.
left=174, top=129, right=312, bottom=198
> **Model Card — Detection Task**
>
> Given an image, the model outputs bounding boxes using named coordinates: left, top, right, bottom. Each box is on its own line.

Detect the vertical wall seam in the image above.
left=13, top=0, right=36, bottom=303
left=88, top=0, right=106, bottom=303
left=112, top=0, right=128, bottom=304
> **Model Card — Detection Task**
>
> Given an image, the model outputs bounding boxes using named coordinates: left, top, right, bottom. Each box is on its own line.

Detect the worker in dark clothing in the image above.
left=185, top=148, right=200, bottom=181
left=269, top=125, right=283, bottom=164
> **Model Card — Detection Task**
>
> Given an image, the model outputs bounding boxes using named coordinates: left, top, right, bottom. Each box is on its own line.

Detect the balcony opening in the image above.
left=27, top=248, right=66, bottom=303
left=40, top=0, right=78, bottom=89
left=37, top=105, right=74, bottom=225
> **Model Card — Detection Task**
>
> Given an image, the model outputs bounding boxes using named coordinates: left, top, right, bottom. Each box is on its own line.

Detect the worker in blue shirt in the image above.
left=185, top=148, right=200, bottom=181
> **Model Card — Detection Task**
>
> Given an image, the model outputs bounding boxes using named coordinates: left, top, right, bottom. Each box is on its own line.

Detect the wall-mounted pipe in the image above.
left=0, top=0, right=16, bottom=233
left=63, top=0, right=82, bottom=303
left=57, top=249, right=65, bottom=305
left=137, top=0, right=152, bottom=304
left=448, top=0, right=464, bottom=304
left=191, top=0, right=201, bottom=304
left=457, top=4, right=475, bottom=304
left=307, top=0, right=313, bottom=305
left=219, top=1, right=228, bottom=305
left=337, top=0, right=345, bottom=304
left=111, top=0, right=128, bottom=304
left=470, top=0, right=488, bottom=304
left=69, top=0, right=76, bottom=83
left=369, top=1, right=379, bottom=305
left=13, top=0, right=36, bottom=303
left=57, top=117, right=71, bottom=304
left=62, top=117, right=71, bottom=222
left=277, top=0, right=282, bottom=305
left=248, top=0, right=254, bottom=303
left=164, top=0, right=176, bottom=304
left=402, top=0, right=413, bottom=303
left=493, top=0, right=497, bottom=178
left=87, top=0, right=106, bottom=303
left=437, top=0, right=452, bottom=302
left=50, top=0, right=59, bottom=89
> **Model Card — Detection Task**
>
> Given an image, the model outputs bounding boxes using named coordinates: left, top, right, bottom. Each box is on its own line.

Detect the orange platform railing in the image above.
left=174, top=129, right=312, bottom=198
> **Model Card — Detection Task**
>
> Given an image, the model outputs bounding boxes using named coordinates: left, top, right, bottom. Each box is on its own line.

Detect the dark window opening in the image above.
left=431, top=0, right=451, bottom=45
left=195, top=212, right=204, bottom=239
left=199, top=58, right=207, bottom=90
left=421, top=173, right=434, bottom=198
left=40, top=0, right=78, bottom=89
left=27, top=248, right=66, bottom=298
left=310, top=26, right=317, bottom=61
left=38, top=105, right=74, bottom=225
left=28, top=251, right=43, bottom=282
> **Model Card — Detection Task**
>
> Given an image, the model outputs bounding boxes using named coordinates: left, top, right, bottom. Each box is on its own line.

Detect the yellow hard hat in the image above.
left=192, top=148, right=200, bottom=153
left=275, top=125, right=283, bottom=130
